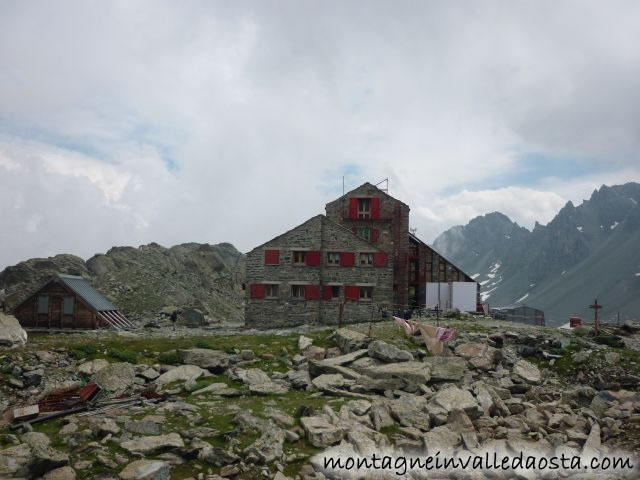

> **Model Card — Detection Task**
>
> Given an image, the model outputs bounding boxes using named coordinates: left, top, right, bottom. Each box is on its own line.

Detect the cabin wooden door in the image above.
left=50, top=296, right=62, bottom=328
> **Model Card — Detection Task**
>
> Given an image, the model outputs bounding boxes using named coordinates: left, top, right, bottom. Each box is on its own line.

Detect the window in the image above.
left=291, top=285, right=305, bottom=299
left=359, top=253, right=374, bottom=266
left=265, top=284, right=279, bottom=298
left=37, top=295, right=48, bottom=314
left=331, top=286, right=341, bottom=299
left=356, top=227, right=370, bottom=241
left=327, top=252, right=340, bottom=265
left=359, top=286, right=373, bottom=300
left=63, top=296, right=74, bottom=315
left=357, top=198, right=371, bottom=219
left=293, top=251, right=306, bottom=265
left=264, top=249, right=280, bottom=265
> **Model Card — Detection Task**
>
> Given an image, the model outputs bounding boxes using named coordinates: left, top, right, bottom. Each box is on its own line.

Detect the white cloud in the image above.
left=0, top=1, right=639, bottom=268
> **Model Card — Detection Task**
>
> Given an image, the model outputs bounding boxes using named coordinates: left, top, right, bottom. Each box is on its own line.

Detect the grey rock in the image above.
left=124, top=420, right=161, bottom=436
left=198, top=446, right=240, bottom=466
left=513, top=359, right=541, bottom=384
left=78, top=359, right=109, bottom=376
left=423, top=356, right=468, bottom=382
left=139, top=368, right=160, bottom=381
left=334, top=329, right=370, bottom=353
left=92, top=363, right=136, bottom=394
left=368, top=340, right=413, bottom=363
left=431, top=385, right=481, bottom=419
left=30, top=445, right=70, bottom=478
left=191, top=383, right=242, bottom=397
left=120, top=433, right=184, bottom=454
left=0, top=312, right=27, bottom=347
left=42, top=466, right=76, bottom=480
left=300, top=416, right=344, bottom=448
left=155, top=365, right=207, bottom=386
left=298, top=335, right=313, bottom=351
left=389, top=394, right=431, bottom=431
left=243, top=426, right=285, bottom=464
left=119, top=459, right=170, bottom=480
left=177, top=349, right=230, bottom=372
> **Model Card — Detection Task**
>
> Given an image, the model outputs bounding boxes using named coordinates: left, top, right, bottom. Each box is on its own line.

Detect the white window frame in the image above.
left=359, top=252, right=374, bottom=266
left=357, top=198, right=372, bottom=219
left=327, top=252, right=340, bottom=266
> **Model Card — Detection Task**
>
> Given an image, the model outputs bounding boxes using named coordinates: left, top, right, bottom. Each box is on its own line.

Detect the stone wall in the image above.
left=245, top=215, right=393, bottom=328
left=325, top=182, right=410, bottom=307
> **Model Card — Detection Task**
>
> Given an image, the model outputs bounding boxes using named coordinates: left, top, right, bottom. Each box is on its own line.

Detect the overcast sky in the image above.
left=1, top=1, right=639, bottom=270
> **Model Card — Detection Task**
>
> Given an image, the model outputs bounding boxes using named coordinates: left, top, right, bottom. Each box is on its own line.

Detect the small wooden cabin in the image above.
left=13, top=274, right=134, bottom=330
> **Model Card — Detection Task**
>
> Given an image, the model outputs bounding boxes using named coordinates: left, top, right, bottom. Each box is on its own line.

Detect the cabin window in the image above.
left=63, top=296, right=74, bottom=315
left=331, top=286, right=341, bottom=298
left=37, top=295, right=48, bottom=314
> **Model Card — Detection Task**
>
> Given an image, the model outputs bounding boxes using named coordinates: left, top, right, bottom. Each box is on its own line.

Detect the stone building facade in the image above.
left=245, top=215, right=393, bottom=328
left=245, top=183, right=476, bottom=328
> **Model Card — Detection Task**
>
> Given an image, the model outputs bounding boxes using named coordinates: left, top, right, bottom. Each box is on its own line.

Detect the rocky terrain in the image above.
left=1, top=317, right=640, bottom=479
left=433, top=182, right=640, bottom=325
left=0, top=242, right=246, bottom=325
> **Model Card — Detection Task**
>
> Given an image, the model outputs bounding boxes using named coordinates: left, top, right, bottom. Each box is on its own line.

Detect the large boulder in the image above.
left=155, top=365, right=207, bottom=386
left=231, top=367, right=288, bottom=395
left=0, top=312, right=27, bottom=347
left=513, top=359, right=542, bottom=384
left=431, top=385, right=481, bottom=419
left=243, top=426, right=285, bottom=464
left=454, top=343, right=501, bottom=370
left=423, top=356, right=468, bottom=382
left=120, top=433, right=184, bottom=455
left=334, top=329, right=370, bottom=353
left=351, top=359, right=431, bottom=386
left=78, top=359, right=109, bottom=376
left=92, top=363, right=135, bottom=394
left=300, top=416, right=344, bottom=448
left=177, top=349, right=230, bottom=372
left=368, top=340, right=413, bottom=363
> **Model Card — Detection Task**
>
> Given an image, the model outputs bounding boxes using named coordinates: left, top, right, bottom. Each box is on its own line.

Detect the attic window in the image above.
left=357, top=199, right=371, bottom=219
left=37, top=295, right=48, bottom=314
left=293, top=251, right=306, bottom=265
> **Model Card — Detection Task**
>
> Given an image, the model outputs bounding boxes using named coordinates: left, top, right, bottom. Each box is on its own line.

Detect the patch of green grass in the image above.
left=157, top=350, right=180, bottom=365
left=68, top=343, right=98, bottom=360
left=106, top=348, right=138, bottom=363
left=593, top=335, right=625, bottom=348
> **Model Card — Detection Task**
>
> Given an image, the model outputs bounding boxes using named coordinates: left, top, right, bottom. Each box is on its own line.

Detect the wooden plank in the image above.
left=13, top=405, right=39, bottom=422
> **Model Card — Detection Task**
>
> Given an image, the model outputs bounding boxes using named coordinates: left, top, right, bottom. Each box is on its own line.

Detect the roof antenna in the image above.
left=375, top=178, right=389, bottom=193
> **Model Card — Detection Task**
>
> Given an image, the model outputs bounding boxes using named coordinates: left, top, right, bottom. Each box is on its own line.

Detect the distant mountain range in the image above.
left=433, top=182, right=640, bottom=326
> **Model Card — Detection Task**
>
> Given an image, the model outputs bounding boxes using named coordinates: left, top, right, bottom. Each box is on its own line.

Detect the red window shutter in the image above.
left=264, top=249, right=279, bottom=265
left=250, top=284, right=265, bottom=299
left=306, top=251, right=321, bottom=266
left=371, top=229, right=378, bottom=243
left=349, top=198, right=358, bottom=219
left=371, top=197, right=380, bottom=219
left=340, top=252, right=355, bottom=267
left=373, top=252, right=388, bottom=267
left=305, top=285, right=320, bottom=300
left=345, top=285, right=359, bottom=301
left=323, top=285, right=332, bottom=300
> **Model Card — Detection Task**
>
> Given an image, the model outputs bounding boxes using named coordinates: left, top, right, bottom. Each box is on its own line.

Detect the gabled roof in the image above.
left=56, top=274, right=116, bottom=311
left=409, top=233, right=477, bottom=283
left=14, top=273, right=117, bottom=313
left=325, top=182, right=410, bottom=209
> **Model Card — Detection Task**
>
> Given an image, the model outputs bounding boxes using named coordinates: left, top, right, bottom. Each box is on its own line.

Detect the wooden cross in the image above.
left=589, top=298, right=602, bottom=335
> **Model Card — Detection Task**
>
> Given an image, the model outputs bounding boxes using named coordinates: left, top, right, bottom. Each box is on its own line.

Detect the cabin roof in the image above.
left=54, top=274, right=116, bottom=312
